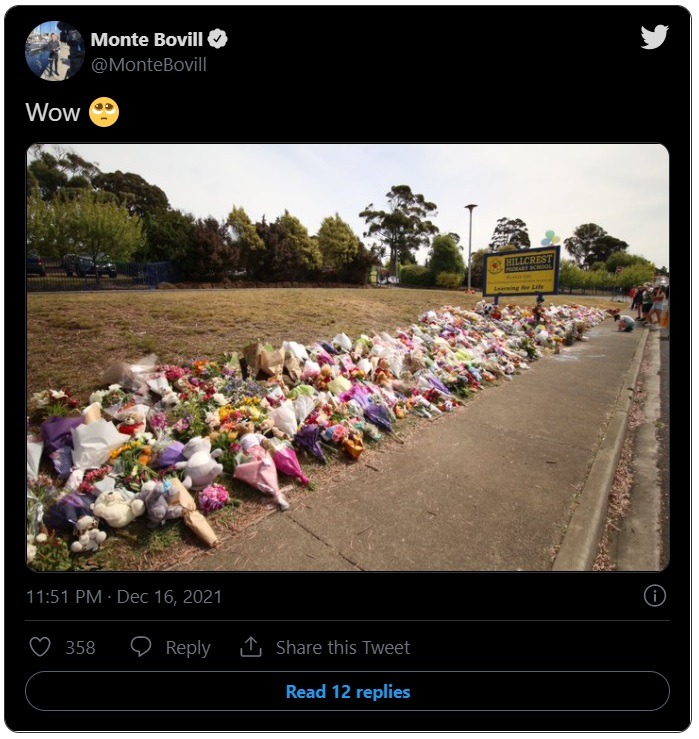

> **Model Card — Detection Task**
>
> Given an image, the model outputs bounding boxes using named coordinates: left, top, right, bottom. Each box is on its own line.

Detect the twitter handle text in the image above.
left=91, top=57, right=207, bottom=74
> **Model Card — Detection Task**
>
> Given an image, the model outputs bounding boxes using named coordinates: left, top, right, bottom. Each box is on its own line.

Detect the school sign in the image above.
left=483, top=245, right=561, bottom=298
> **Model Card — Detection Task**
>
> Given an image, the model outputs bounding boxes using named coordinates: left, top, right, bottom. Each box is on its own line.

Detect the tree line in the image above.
left=26, top=146, right=664, bottom=289
left=26, top=145, right=379, bottom=284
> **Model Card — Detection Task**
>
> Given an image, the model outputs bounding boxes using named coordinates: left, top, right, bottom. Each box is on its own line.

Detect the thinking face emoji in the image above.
left=89, top=97, right=119, bottom=127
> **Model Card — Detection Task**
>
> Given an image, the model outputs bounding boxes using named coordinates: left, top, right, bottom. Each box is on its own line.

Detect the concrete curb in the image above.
left=551, top=327, right=650, bottom=570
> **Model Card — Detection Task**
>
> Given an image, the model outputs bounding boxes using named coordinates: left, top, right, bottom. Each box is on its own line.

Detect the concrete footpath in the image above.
left=174, top=316, right=655, bottom=572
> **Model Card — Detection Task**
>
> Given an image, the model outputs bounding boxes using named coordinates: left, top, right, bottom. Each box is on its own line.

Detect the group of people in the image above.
left=619, top=283, right=669, bottom=332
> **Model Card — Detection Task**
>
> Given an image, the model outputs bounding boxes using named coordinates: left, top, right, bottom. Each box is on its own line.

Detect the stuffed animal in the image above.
left=138, top=479, right=183, bottom=527
left=117, top=411, right=146, bottom=437
left=92, top=489, right=146, bottom=528
left=342, top=430, right=365, bottom=460
left=236, top=421, right=273, bottom=457
left=259, top=418, right=286, bottom=440
left=70, top=515, right=108, bottom=553
left=373, top=358, right=393, bottom=387
left=174, top=436, right=224, bottom=490
left=315, top=365, right=333, bottom=391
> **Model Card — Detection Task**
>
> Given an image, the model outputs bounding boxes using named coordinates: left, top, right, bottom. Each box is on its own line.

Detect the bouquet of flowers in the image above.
left=30, top=388, right=80, bottom=422
left=197, top=483, right=230, bottom=514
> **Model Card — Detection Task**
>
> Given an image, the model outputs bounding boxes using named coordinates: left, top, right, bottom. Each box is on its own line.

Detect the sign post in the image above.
left=483, top=245, right=561, bottom=305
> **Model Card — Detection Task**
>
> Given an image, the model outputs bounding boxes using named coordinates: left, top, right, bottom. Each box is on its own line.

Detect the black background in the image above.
left=8, top=4, right=688, bottom=733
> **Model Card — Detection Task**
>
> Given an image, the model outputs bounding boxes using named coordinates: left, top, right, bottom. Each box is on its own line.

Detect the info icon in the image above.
left=25, top=20, right=85, bottom=81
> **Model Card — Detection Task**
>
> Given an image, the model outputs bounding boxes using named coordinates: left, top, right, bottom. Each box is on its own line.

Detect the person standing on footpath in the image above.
left=45, top=32, right=60, bottom=77
left=631, top=285, right=644, bottom=320
left=641, top=284, right=654, bottom=326
left=650, top=284, right=667, bottom=327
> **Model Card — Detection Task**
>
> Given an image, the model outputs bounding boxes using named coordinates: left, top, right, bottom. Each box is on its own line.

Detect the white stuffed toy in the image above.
left=70, top=516, right=108, bottom=553
left=175, top=436, right=224, bottom=490
left=92, top=489, right=146, bottom=529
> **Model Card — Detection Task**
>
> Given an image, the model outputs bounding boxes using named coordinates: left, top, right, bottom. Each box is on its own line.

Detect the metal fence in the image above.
left=26, top=260, right=178, bottom=292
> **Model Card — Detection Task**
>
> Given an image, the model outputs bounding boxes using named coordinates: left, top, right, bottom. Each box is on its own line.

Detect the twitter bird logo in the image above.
left=641, top=25, right=669, bottom=49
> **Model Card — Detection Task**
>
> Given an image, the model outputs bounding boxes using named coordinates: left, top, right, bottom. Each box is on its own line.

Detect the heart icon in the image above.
left=29, top=637, right=51, bottom=657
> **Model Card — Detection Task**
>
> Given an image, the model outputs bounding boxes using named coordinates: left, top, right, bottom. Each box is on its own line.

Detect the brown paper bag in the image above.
left=168, top=478, right=219, bottom=548
left=242, top=342, right=263, bottom=379
left=283, top=355, right=302, bottom=384
left=82, top=402, right=102, bottom=425
left=260, top=347, right=286, bottom=377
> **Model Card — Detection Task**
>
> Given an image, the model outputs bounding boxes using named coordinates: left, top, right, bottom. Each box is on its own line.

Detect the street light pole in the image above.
left=465, top=204, right=477, bottom=291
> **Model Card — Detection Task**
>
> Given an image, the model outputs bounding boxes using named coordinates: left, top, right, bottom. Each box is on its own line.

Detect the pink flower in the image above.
left=173, top=418, right=190, bottom=433
left=334, top=427, right=348, bottom=443
left=161, top=365, right=186, bottom=383
left=198, top=483, right=230, bottom=514
left=148, top=412, right=168, bottom=431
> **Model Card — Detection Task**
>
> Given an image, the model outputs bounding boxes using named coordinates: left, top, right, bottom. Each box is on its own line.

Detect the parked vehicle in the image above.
left=27, top=251, right=47, bottom=277
left=62, top=253, right=117, bottom=278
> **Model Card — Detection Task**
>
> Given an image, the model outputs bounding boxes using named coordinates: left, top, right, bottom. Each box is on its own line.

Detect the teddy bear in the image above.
left=116, top=411, right=146, bottom=437
left=342, top=429, right=365, bottom=460
left=235, top=421, right=273, bottom=459
left=92, top=488, right=146, bottom=528
left=138, top=479, right=183, bottom=527
left=259, top=418, right=286, bottom=440
left=70, top=515, right=108, bottom=553
left=315, top=365, right=333, bottom=392
left=373, top=357, right=393, bottom=387
left=174, top=436, right=224, bottom=490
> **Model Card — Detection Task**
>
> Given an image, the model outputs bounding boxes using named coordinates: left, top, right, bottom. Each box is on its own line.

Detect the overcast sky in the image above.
left=58, top=143, right=670, bottom=270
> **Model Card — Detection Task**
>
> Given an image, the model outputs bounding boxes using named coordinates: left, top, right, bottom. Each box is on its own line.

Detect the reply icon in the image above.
left=130, top=636, right=152, bottom=657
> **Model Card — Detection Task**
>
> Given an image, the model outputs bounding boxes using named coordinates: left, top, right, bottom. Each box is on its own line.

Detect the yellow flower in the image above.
left=109, top=444, right=129, bottom=460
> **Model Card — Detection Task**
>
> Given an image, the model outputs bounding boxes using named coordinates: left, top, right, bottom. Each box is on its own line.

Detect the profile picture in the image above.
left=25, top=21, right=85, bottom=81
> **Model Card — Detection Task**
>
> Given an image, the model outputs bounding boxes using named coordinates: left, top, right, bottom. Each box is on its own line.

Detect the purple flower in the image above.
left=293, top=424, right=327, bottom=464
left=148, top=412, right=168, bottom=431
left=364, top=403, right=392, bottom=433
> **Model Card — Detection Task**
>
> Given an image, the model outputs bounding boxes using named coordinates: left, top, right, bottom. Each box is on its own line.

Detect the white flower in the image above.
left=89, top=390, right=106, bottom=404
left=162, top=392, right=178, bottom=406
left=108, top=384, right=122, bottom=392
left=212, top=393, right=228, bottom=406
left=50, top=389, right=67, bottom=400
left=35, top=532, right=48, bottom=543
left=205, top=411, right=221, bottom=429
left=27, top=544, right=37, bottom=562
left=32, top=391, right=49, bottom=407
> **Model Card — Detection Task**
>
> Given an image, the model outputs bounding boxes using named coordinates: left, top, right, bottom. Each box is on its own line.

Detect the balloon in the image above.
left=541, top=238, right=550, bottom=246
left=545, top=230, right=555, bottom=239
left=552, top=235, right=561, bottom=244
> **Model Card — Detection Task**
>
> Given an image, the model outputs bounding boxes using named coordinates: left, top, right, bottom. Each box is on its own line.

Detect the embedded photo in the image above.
left=25, top=143, right=670, bottom=573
